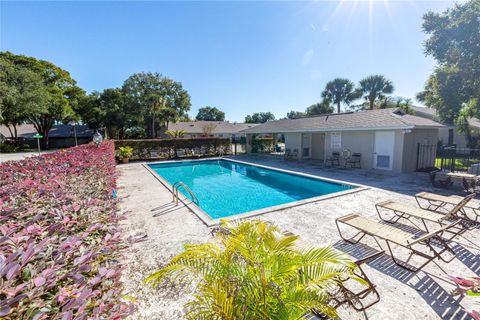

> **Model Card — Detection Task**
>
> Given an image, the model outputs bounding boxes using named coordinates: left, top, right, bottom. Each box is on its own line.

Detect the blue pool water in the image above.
left=149, top=160, right=354, bottom=219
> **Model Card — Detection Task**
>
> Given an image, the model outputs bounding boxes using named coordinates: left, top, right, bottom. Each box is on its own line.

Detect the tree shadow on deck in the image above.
left=334, top=241, right=473, bottom=320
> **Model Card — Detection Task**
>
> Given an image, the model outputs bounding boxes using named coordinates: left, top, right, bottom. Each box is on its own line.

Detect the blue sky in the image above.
left=1, top=1, right=454, bottom=122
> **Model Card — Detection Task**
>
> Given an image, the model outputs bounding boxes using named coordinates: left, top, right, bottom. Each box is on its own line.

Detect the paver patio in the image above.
left=118, top=155, right=480, bottom=320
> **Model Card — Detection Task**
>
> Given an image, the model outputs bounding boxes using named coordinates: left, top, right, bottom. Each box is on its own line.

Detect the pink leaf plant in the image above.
left=0, top=141, right=133, bottom=319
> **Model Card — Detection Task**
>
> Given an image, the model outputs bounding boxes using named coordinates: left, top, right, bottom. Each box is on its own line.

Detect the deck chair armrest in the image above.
left=407, top=220, right=461, bottom=246
left=354, top=251, right=384, bottom=266
left=375, top=200, right=392, bottom=207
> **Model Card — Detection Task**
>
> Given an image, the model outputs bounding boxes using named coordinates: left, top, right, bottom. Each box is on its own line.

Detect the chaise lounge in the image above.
left=336, top=213, right=461, bottom=272
left=415, top=192, right=480, bottom=223
left=375, top=193, right=476, bottom=233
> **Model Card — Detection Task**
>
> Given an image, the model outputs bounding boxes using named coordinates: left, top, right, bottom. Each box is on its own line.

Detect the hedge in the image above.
left=114, top=138, right=232, bottom=160
left=252, top=137, right=275, bottom=153
left=0, top=141, right=133, bottom=319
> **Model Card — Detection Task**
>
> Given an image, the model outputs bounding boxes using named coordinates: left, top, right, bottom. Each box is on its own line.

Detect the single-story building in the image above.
left=0, top=124, right=94, bottom=148
left=167, top=121, right=259, bottom=139
left=410, top=106, right=480, bottom=148
left=241, top=108, right=444, bottom=173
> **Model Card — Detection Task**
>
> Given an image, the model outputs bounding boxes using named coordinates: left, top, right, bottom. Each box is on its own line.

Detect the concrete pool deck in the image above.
left=118, top=155, right=480, bottom=320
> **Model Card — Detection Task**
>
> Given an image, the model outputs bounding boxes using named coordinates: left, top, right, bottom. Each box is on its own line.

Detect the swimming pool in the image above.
left=148, top=159, right=357, bottom=221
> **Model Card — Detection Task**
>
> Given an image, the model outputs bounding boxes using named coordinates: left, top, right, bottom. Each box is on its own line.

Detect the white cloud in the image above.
left=322, top=24, right=329, bottom=32
left=302, top=49, right=314, bottom=65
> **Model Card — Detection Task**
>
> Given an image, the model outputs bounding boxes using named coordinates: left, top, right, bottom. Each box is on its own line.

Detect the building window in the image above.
left=331, top=132, right=341, bottom=148
left=448, top=129, right=454, bottom=146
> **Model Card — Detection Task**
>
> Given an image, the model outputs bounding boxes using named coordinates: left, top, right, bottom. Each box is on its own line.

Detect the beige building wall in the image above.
left=324, top=131, right=375, bottom=169
left=401, top=129, right=439, bottom=173
left=284, top=132, right=302, bottom=159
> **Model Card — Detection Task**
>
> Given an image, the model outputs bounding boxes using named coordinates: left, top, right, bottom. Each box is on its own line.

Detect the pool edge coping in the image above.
left=143, top=157, right=369, bottom=227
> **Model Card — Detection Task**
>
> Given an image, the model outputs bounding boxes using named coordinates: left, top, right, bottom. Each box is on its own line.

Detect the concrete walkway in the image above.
left=0, top=151, right=54, bottom=163
left=118, top=156, right=479, bottom=320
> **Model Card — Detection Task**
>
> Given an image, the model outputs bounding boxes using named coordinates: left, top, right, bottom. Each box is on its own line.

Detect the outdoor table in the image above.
left=430, top=171, right=480, bottom=189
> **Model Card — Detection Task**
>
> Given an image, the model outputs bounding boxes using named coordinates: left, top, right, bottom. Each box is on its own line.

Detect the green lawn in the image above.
left=435, top=158, right=480, bottom=170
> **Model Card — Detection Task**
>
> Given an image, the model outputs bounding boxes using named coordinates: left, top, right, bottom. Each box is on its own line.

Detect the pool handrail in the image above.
left=172, top=181, right=199, bottom=206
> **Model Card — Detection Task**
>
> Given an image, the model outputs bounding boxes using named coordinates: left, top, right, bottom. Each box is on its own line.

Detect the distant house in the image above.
left=410, top=106, right=480, bottom=148
left=166, top=121, right=258, bottom=140
left=241, top=108, right=444, bottom=173
left=0, top=124, right=94, bottom=148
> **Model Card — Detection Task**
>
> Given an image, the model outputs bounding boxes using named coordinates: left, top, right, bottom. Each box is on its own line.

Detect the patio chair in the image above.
left=415, top=192, right=480, bottom=223
left=336, top=213, right=461, bottom=272
left=376, top=193, right=476, bottom=233
left=284, top=149, right=298, bottom=160
left=345, top=153, right=362, bottom=169
left=312, top=251, right=382, bottom=316
left=176, top=149, right=188, bottom=158
left=326, top=151, right=340, bottom=167
left=280, top=229, right=382, bottom=315
left=191, top=147, right=203, bottom=158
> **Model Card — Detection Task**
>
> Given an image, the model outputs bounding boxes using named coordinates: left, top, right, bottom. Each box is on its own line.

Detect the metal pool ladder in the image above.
left=172, top=181, right=199, bottom=206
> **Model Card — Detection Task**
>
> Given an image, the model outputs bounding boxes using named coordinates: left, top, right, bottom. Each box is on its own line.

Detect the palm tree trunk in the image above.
left=337, top=102, right=341, bottom=113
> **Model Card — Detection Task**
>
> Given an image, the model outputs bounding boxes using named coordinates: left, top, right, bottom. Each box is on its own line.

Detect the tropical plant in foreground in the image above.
left=146, top=220, right=360, bottom=320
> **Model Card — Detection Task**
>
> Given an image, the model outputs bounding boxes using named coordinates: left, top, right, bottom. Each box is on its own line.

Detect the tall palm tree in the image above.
left=321, top=78, right=359, bottom=113
left=358, top=75, right=394, bottom=110
left=146, top=220, right=360, bottom=320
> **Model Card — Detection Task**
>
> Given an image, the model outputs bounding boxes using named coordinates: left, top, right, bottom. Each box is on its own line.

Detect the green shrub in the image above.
left=118, top=146, right=134, bottom=158
left=114, top=138, right=231, bottom=160
left=0, top=142, right=20, bottom=153
left=252, top=137, right=274, bottom=153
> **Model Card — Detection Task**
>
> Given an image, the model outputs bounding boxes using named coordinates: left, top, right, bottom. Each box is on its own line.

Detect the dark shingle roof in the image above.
left=0, top=124, right=94, bottom=139
left=241, top=108, right=443, bottom=134
left=168, top=121, right=258, bottom=134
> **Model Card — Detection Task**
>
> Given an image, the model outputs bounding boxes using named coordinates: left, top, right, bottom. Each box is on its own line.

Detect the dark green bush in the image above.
left=0, top=143, right=20, bottom=153
left=114, top=138, right=232, bottom=160
left=252, top=137, right=274, bottom=153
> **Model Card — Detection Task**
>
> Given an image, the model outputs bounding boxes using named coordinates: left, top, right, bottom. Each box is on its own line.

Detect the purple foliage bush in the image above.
left=0, top=141, right=132, bottom=319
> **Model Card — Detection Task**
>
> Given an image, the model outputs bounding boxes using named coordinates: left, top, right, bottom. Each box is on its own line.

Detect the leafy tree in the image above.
left=178, top=113, right=193, bottom=122
left=417, top=66, right=469, bottom=124
left=0, top=56, right=46, bottom=139
left=245, top=112, right=275, bottom=123
left=377, top=96, right=415, bottom=114
left=146, top=219, right=358, bottom=319
left=305, top=101, right=334, bottom=116
left=321, top=78, right=360, bottom=113
left=196, top=106, right=225, bottom=121
left=423, top=0, right=480, bottom=94
left=122, top=72, right=191, bottom=138
left=0, top=52, right=84, bottom=148
left=418, top=0, right=480, bottom=126
left=285, top=110, right=306, bottom=119
left=456, top=99, right=479, bottom=148
left=358, top=75, right=394, bottom=110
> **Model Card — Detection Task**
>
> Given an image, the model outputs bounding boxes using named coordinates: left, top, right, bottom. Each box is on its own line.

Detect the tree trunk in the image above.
left=369, top=97, right=375, bottom=110
left=13, top=125, right=17, bottom=141
left=151, top=115, right=156, bottom=138
left=337, top=102, right=341, bottom=113
left=6, top=125, right=13, bottom=139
